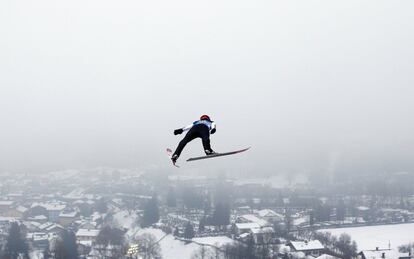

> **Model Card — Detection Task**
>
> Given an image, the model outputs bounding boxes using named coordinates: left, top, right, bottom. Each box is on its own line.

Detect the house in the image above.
left=43, top=203, right=66, bottom=223
left=27, top=205, right=48, bottom=219
left=38, top=222, right=65, bottom=233
left=3, top=206, right=28, bottom=219
left=59, top=210, right=78, bottom=227
left=236, top=205, right=252, bottom=214
left=28, top=215, right=48, bottom=224
left=355, top=206, right=371, bottom=220
left=257, top=209, right=284, bottom=223
left=76, top=229, right=100, bottom=243
left=7, top=193, right=24, bottom=201
left=29, top=202, right=67, bottom=222
left=0, top=201, right=15, bottom=213
left=238, top=214, right=271, bottom=227
left=235, top=222, right=261, bottom=235
left=358, top=248, right=411, bottom=259
left=288, top=240, right=325, bottom=257
left=27, top=232, right=52, bottom=250
left=250, top=226, right=275, bottom=244
left=74, top=200, right=94, bottom=216
left=79, top=221, right=98, bottom=230
left=315, top=254, right=342, bottom=259
left=22, top=221, right=42, bottom=232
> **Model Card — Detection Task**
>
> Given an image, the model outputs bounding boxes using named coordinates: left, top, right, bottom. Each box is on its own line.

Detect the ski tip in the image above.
left=237, top=147, right=251, bottom=153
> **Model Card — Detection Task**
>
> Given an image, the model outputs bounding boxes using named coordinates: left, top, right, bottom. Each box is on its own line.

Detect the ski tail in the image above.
left=166, top=148, right=180, bottom=168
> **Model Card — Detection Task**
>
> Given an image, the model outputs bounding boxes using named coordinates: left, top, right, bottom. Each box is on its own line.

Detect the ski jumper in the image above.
left=173, top=119, right=216, bottom=158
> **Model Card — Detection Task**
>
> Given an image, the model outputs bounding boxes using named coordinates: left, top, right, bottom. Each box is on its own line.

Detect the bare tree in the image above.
left=191, top=246, right=218, bottom=259
left=135, top=233, right=162, bottom=259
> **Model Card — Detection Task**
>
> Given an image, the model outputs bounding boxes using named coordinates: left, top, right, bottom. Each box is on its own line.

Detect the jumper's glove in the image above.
left=211, top=128, right=216, bottom=134
left=174, top=129, right=184, bottom=135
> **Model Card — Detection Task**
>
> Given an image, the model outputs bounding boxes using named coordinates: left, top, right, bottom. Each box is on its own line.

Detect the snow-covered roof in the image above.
left=250, top=227, right=274, bottom=234
left=29, top=232, right=49, bottom=241
left=86, top=200, right=95, bottom=205
left=293, top=217, right=308, bottom=226
left=315, top=254, right=341, bottom=259
left=91, top=212, right=103, bottom=222
left=192, top=236, right=234, bottom=247
left=16, top=206, right=28, bottom=213
left=239, top=233, right=251, bottom=238
left=63, top=188, right=85, bottom=199
left=59, top=211, right=77, bottom=218
left=356, top=206, right=370, bottom=211
left=32, top=215, right=48, bottom=220
left=38, top=222, right=53, bottom=230
left=24, top=221, right=42, bottom=228
left=44, top=204, right=66, bottom=211
left=240, top=214, right=270, bottom=227
left=0, top=201, right=14, bottom=206
left=257, top=209, right=283, bottom=219
left=31, top=202, right=66, bottom=211
left=79, top=240, right=93, bottom=247
left=290, top=240, right=324, bottom=251
left=76, top=228, right=100, bottom=237
left=38, top=222, right=64, bottom=232
left=80, top=221, right=98, bottom=229
left=360, top=249, right=409, bottom=259
left=235, top=222, right=261, bottom=230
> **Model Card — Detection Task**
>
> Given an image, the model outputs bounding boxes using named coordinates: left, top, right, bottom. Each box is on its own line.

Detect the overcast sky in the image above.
left=1, top=0, right=413, bottom=176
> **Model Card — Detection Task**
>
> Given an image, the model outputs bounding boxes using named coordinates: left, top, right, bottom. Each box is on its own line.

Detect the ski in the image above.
left=186, top=147, right=250, bottom=162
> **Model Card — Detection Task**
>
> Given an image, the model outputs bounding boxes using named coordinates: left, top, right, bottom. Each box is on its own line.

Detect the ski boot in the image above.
left=205, top=150, right=217, bottom=156
left=171, top=154, right=179, bottom=165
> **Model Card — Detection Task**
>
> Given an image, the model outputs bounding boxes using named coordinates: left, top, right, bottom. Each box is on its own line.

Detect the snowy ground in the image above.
left=233, top=174, right=308, bottom=188
left=113, top=210, right=139, bottom=230
left=320, top=223, right=414, bottom=250
left=134, top=228, right=234, bottom=259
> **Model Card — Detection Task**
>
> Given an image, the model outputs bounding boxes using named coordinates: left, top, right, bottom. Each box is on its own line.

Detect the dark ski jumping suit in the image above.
left=173, top=119, right=216, bottom=159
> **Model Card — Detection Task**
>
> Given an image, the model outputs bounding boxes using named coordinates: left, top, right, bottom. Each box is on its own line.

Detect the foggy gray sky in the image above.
left=1, top=0, right=413, bottom=175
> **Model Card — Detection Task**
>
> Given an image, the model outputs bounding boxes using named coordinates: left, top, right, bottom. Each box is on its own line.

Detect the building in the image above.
left=358, top=248, right=411, bottom=259
left=235, top=222, right=261, bottom=235
left=257, top=209, right=284, bottom=223
left=28, top=215, right=48, bottom=224
left=237, top=214, right=271, bottom=227
left=288, top=240, right=325, bottom=257
left=43, top=203, right=67, bottom=223
left=38, top=222, right=65, bottom=233
left=315, top=254, right=342, bottom=259
left=355, top=206, right=371, bottom=220
left=27, top=232, right=52, bottom=250
left=3, top=206, right=28, bottom=219
left=250, top=227, right=275, bottom=244
left=0, top=201, right=15, bottom=213
left=59, top=211, right=78, bottom=227
left=76, top=229, right=100, bottom=243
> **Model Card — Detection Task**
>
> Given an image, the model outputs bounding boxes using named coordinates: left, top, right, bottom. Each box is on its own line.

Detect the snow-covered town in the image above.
left=1, top=168, right=414, bottom=259
left=2, top=0, right=414, bottom=258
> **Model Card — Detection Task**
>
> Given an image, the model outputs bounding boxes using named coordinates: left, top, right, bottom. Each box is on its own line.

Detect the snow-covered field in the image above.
left=320, top=223, right=414, bottom=250
left=233, top=174, right=308, bottom=188
left=136, top=228, right=234, bottom=259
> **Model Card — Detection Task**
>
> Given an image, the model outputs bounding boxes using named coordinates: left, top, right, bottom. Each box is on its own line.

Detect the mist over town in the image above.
left=1, top=0, right=414, bottom=258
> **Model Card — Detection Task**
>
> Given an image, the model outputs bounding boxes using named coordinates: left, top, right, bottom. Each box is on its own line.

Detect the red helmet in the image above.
left=200, top=115, right=211, bottom=121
